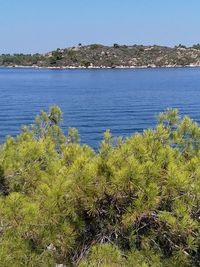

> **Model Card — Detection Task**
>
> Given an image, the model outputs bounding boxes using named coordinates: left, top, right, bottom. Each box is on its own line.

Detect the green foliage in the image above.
left=0, top=53, right=44, bottom=66
left=52, top=50, right=63, bottom=60
left=113, top=43, right=120, bottom=48
left=90, top=44, right=103, bottom=50
left=79, top=244, right=125, bottom=266
left=80, top=59, right=91, bottom=68
left=1, top=106, right=200, bottom=266
left=48, top=49, right=63, bottom=65
left=192, top=44, right=200, bottom=50
left=175, top=44, right=187, bottom=49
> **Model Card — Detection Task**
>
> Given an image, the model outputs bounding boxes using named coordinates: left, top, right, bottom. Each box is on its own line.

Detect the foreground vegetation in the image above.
left=1, top=43, right=200, bottom=68
left=1, top=106, right=200, bottom=266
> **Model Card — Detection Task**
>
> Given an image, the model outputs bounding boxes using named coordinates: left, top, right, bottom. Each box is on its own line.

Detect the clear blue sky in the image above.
left=0, top=0, right=200, bottom=54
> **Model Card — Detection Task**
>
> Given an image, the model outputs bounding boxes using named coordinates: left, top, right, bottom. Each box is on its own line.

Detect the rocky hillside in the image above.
left=1, top=44, right=200, bottom=68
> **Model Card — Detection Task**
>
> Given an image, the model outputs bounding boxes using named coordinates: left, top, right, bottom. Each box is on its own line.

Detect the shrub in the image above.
left=192, top=44, right=200, bottom=50
left=0, top=107, right=200, bottom=266
left=113, top=43, right=120, bottom=48
left=80, top=59, right=91, bottom=68
left=90, top=44, right=103, bottom=49
left=175, top=44, right=187, bottom=49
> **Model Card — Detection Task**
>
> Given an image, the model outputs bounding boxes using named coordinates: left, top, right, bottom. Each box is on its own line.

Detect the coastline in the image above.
left=1, top=63, right=200, bottom=70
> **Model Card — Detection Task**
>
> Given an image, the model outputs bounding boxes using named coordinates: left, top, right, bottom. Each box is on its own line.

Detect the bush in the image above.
left=192, top=44, right=200, bottom=50
left=113, top=43, right=120, bottom=48
left=175, top=44, right=187, bottom=49
left=90, top=44, right=103, bottom=50
left=0, top=107, right=200, bottom=266
left=49, top=50, right=63, bottom=65
left=80, top=59, right=91, bottom=68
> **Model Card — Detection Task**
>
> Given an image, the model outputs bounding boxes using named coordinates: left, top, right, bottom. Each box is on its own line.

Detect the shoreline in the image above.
left=1, top=64, right=200, bottom=70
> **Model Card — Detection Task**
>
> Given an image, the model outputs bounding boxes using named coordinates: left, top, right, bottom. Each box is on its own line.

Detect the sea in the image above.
left=1, top=67, right=200, bottom=149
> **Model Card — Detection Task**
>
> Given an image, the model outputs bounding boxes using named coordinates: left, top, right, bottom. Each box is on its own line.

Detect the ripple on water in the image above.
left=1, top=67, right=200, bottom=149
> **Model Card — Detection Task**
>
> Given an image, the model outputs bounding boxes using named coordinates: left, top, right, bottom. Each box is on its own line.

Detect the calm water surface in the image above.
left=0, top=67, right=200, bottom=148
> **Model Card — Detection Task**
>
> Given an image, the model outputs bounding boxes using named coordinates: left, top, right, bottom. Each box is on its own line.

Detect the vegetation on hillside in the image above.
left=0, top=106, right=200, bottom=266
left=1, top=44, right=200, bottom=68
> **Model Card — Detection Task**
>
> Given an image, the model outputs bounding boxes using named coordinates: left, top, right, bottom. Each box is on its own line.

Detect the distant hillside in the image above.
left=1, top=44, right=200, bottom=68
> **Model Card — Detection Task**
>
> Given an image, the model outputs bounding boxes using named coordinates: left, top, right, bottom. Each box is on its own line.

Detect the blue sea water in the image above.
left=0, top=67, right=200, bottom=148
